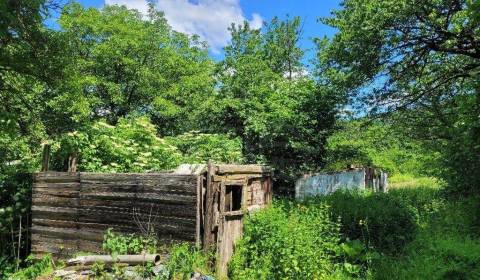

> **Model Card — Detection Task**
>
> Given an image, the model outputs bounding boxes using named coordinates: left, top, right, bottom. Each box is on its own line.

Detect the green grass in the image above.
left=372, top=177, right=480, bottom=280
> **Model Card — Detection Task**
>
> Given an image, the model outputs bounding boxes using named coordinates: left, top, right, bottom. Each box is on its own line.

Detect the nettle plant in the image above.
left=102, top=229, right=157, bottom=256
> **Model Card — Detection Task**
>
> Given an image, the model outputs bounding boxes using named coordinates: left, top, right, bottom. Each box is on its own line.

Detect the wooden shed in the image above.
left=30, top=163, right=273, bottom=275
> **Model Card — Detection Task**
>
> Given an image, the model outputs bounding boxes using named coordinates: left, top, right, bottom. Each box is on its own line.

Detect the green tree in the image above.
left=215, top=18, right=340, bottom=189
left=319, top=0, right=480, bottom=194
left=58, top=3, right=215, bottom=135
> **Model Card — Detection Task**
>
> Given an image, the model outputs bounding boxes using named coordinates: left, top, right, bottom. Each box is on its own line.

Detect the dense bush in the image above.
left=372, top=182, right=480, bottom=279
left=52, top=117, right=245, bottom=172
left=229, top=201, right=354, bottom=279
left=6, top=255, right=55, bottom=280
left=0, top=132, right=37, bottom=278
left=325, top=120, right=437, bottom=177
left=317, top=191, right=418, bottom=254
left=165, top=132, right=244, bottom=164
left=102, top=229, right=157, bottom=256
left=103, top=231, right=211, bottom=280
left=165, top=243, right=212, bottom=280
left=52, top=117, right=182, bottom=172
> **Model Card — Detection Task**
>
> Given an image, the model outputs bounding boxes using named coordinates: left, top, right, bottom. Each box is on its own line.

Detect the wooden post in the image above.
left=196, top=175, right=202, bottom=247
left=67, top=153, right=77, bottom=172
left=203, top=160, right=214, bottom=251
left=40, top=144, right=51, bottom=172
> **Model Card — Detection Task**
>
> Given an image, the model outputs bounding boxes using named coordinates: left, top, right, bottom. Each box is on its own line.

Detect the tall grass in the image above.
left=372, top=177, right=480, bottom=279
left=230, top=175, right=480, bottom=280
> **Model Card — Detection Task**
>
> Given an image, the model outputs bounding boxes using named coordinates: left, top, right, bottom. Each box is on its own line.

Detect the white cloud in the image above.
left=105, top=0, right=263, bottom=52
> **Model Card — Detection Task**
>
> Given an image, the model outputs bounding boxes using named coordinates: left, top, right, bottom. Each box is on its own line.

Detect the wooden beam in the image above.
left=40, top=144, right=51, bottom=172
left=216, top=164, right=272, bottom=174
left=203, top=160, right=214, bottom=251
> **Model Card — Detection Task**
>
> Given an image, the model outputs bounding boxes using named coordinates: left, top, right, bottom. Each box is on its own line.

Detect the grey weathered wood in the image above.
left=203, top=161, right=214, bottom=250
left=216, top=164, right=271, bottom=175
left=41, top=144, right=51, bottom=172
left=67, top=254, right=161, bottom=266
left=31, top=171, right=200, bottom=258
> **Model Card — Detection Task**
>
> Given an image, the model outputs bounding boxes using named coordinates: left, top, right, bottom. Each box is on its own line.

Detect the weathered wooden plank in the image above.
left=34, top=182, right=81, bottom=188
left=35, top=172, right=79, bottom=183
left=31, top=226, right=102, bottom=241
left=79, top=184, right=196, bottom=195
left=79, top=173, right=193, bottom=181
left=77, top=202, right=196, bottom=218
left=32, top=188, right=80, bottom=198
left=79, top=192, right=196, bottom=204
left=32, top=196, right=80, bottom=207
left=204, top=161, right=214, bottom=249
left=32, top=219, right=78, bottom=229
left=32, top=206, right=78, bottom=220
left=78, top=211, right=196, bottom=228
left=213, top=174, right=263, bottom=182
left=216, top=164, right=271, bottom=175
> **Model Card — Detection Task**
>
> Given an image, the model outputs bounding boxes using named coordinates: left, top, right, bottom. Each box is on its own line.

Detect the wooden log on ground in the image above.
left=67, top=254, right=161, bottom=266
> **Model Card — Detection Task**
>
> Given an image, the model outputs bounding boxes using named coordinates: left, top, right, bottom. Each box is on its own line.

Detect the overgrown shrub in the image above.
left=165, top=243, right=211, bottom=280
left=165, top=132, right=244, bottom=164
left=229, top=200, right=354, bottom=279
left=0, top=132, right=36, bottom=278
left=325, top=120, right=437, bottom=177
left=52, top=117, right=182, bottom=172
left=318, top=191, right=418, bottom=254
left=102, top=229, right=157, bottom=256
left=52, top=117, right=245, bottom=172
left=372, top=182, right=480, bottom=279
left=6, top=254, right=55, bottom=280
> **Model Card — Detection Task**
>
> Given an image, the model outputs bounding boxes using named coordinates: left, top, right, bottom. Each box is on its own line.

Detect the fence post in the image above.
left=41, top=144, right=51, bottom=172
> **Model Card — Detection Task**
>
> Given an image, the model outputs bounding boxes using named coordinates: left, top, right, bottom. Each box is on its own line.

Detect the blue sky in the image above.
left=64, top=0, right=341, bottom=62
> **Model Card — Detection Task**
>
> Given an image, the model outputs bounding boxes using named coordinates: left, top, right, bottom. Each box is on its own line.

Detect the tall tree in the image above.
left=58, top=3, right=215, bottom=135
left=216, top=18, right=339, bottom=189
left=318, top=0, right=480, bottom=194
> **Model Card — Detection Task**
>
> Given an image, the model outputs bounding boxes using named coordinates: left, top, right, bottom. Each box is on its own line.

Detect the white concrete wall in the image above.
left=295, top=169, right=366, bottom=200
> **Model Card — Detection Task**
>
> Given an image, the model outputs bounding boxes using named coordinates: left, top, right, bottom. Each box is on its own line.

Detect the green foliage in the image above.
left=91, top=261, right=108, bottom=278
left=318, top=0, right=480, bottom=195
left=52, top=117, right=245, bottom=171
left=229, top=201, right=354, bottom=279
left=373, top=181, right=480, bottom=279
left=214, top=17, right=340, bottom=188
left=6, top=254, right=55, bottom=280
left=52, top=117, right=182, bottom=172
left=325, top=120, right=438, bottom=177
left=164, top=243, right=212, bottom=280
left=102, top=229, right=157, bottom=256
left=0, top=129, right=36, bottom=277
left=58, top=2, right=215, bottom=134
left=317, top=191, right=418, bottom=254
left=165, top=132, right=244, bottom=164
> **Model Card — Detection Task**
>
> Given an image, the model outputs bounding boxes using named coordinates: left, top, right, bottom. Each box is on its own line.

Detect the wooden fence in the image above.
left=31, top=172, right=201, bottom=258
